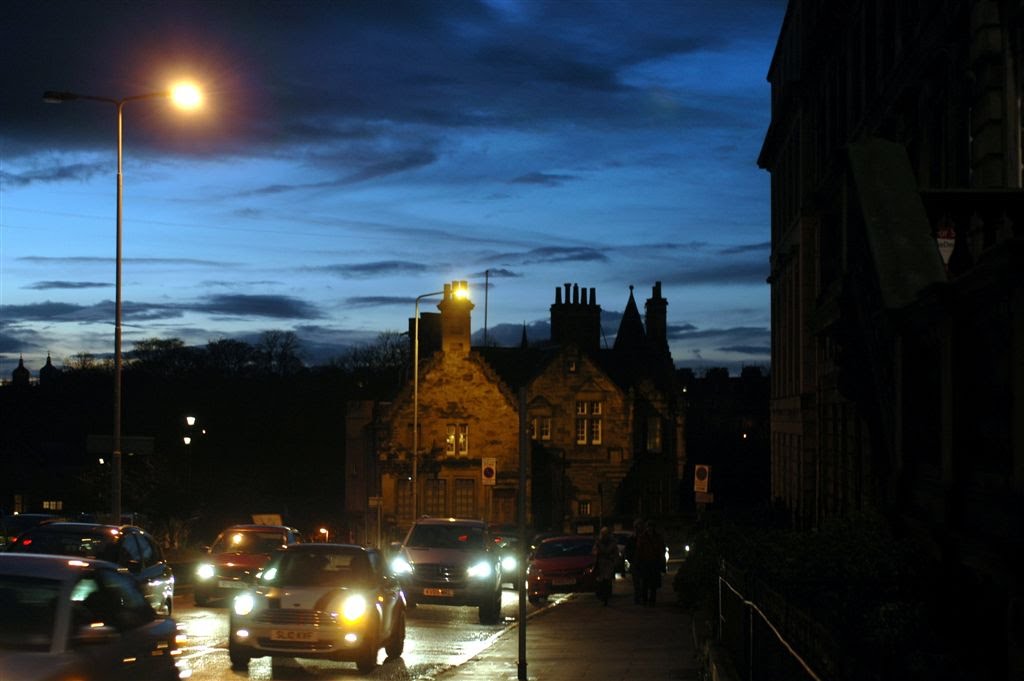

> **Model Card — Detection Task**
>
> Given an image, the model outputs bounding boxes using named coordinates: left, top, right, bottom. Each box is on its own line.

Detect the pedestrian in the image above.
left=634, top=520, right=667, bottom=606
left=623, top=518, right=643, bottom=604
left=592, top=526, right=618, bottom=605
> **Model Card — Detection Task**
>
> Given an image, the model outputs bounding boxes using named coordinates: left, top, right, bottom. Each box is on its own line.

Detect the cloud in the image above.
left=196, top=294, right=321, bottom=320
left=27, top=281, right=109, bottom=290
left=510, top=171, right=576, bottom=186
left=0, top=163, right=106, bottom=187
left=312, top=261, right=432, bottom=278
left=343, top=296, right=411, bottom=308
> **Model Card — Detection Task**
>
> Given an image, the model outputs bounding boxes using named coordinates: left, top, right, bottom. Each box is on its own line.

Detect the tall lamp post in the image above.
left=43, top=83, right=202, bottom=523
left=411, top=282, right=469, bottom=520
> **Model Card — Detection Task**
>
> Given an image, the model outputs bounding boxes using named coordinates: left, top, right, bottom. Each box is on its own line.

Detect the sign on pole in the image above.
left=482, top=457, right=496, bottom=485
left=694, top=464, right=710, bottom=493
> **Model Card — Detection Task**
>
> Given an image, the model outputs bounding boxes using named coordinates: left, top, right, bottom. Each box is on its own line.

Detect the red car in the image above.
left=194, top=524, right=303, bottom=606
left=525, top=535, right=596, bottom=604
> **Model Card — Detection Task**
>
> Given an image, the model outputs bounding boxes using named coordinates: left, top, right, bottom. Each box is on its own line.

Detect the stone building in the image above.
left=346, top=281, right=684, bottom=544
left=758, top=1, right=1022, bottom=677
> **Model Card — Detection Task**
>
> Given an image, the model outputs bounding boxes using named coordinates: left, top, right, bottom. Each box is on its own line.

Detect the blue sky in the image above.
left=1, top=0, right=786, bottom=377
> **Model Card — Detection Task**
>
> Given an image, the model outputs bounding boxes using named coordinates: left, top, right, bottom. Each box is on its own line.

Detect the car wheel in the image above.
left=528, top=595, right=543, bottom=605
left=162, top=596, right=173, bottom=617
left=228, top=643, right=250, bottom=671
left=478, top=590, right=501, bottom=625
left=355, top=635, right=378, bottom=674
left=384, top=609, right=406, bottom=658
left=194, top=591, right=209, bottom=607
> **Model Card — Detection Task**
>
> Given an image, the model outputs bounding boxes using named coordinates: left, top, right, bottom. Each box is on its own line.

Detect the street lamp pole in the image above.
left=412, top=290, right=444, bottom=521
left=43, top=85, right=202, bottom=524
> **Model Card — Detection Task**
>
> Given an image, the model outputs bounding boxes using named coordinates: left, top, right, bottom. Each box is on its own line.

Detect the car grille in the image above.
left=254, top=609, right=338, bottom=626
left=218, top=566, right=254, bottom=580
left=414, top=563, right=466, bottom=584
left=256, top=638, right=335, bottom=652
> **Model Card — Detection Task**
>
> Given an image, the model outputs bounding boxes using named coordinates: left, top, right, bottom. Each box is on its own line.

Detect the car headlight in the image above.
left=233, top=593, right=256, bottom=616
left=501, top=555, right=517, bottom=572
left=391, top=556, right=412, bottom=575
left=341, top=594, right=368, bottom=622
left=467, top=560, right=492, bottom=579
left=196, top=563, right=215, bottom=581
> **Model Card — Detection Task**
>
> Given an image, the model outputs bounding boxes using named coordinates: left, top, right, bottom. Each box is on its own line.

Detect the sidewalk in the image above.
left=435, top=566, right=705, bottom=681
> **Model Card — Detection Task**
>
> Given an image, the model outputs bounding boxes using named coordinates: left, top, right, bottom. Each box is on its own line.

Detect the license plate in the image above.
left=423, top=587, right=454, bottom=597
left=551, top=577, right=576, bottom=586
left=271, top=629, right=315, bottom=641
left=218, top=580, right=246, bottom=589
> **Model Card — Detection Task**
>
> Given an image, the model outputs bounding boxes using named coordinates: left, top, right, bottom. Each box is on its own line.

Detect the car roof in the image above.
left=539, top=534, right=594, bottom=544
left=413, top=517, right=486, bottom=527
left=221, top=524, right=298, bottom=532
left=283, top=543, right=367, bottom=553
left=0, top=552, right=117, bottom=579
left=18, top=521, right=142, bottom=534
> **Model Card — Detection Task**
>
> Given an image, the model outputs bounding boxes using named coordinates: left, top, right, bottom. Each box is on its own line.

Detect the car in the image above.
left=228, top=543, right=405, bottom=674
left=193, top=523, right=303, bottom=606
left=7, top=522, right=175, bottom=616
left=0, top=513, right=66, bottom=550
left=525, top=534, right=597, bottom=604
left=0, top=552, right=188, bottom=681
left=390, top=517, right=503, bottom=624
left=489, top=524, right=527, bottom=590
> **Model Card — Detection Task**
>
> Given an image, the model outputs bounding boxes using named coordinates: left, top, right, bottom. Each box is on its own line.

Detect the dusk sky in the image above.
left=1, top=0, right=786, bottom=378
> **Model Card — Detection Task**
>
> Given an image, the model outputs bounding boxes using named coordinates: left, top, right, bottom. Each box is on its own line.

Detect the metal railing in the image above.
left=717, top=562, right=837, bottom=681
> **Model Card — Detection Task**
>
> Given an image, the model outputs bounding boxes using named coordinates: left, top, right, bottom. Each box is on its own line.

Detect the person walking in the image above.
left=634, top=520, right=667, bottom=606
left=623, top=518, right=643, bottom=604
left=592, top=526, right=618, bottom=605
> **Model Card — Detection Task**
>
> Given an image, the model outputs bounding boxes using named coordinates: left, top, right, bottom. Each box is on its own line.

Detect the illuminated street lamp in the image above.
left=319, top=527, right=329, bottom=542
left=43, top=82, right=203, bottom=523
left=411, top=281, right=469, bottom=519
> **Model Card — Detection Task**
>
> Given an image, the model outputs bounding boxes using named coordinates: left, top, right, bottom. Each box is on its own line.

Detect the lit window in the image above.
left=578, top=500, right=591, bottom=516
left=446, top=425, right=456, bottom=455
left=530, top=417, right=552, bottom=441
left=575, top=400, right=603, bottom=445
left=447, top=423, right=469, bottom=456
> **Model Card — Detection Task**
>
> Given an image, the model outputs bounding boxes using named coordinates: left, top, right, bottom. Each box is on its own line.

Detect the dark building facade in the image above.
left=759, top=1, right=1022, bottom=677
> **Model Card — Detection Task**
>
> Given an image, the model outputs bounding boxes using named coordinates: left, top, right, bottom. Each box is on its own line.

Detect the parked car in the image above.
left=228, top=543, right=405, bottom=674
left=7, top=522, right=175, bottom=616
left=390, top=517, right=503, bottom=624
left=525, top=534, right=597, bottom=604
left=0, top=553, right=188, bottom=681
left=0, top=513, right=66, bottom=550
left=194, top=523, right=303, bottom=606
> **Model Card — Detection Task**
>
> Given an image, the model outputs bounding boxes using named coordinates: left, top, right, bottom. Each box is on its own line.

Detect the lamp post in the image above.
left=411, top=282, right=469, bottom=520
left=43, top=83, right=202, bottom=524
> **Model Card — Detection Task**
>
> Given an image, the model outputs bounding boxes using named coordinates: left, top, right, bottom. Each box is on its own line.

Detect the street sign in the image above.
left=482, top=457, right=496, bottom=485
left=694, top=464, right=710, bottom=493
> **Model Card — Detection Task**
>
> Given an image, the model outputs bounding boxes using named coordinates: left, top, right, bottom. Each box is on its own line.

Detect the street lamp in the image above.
left=43, top=82, right=202, bottom=524
left=411, top=282, right=469, bottom=520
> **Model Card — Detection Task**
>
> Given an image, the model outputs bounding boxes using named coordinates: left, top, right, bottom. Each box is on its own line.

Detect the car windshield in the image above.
left=11, top=529, right=118, bottom=562
left=263, top=550, right=373, bottom=587
left=213, top=530, right=285, bottom=554
left=534, top=539, right=593, bottom=559
left=406, top=524, right=484, bottom=549
left=0, top=575, right=59, bottom=651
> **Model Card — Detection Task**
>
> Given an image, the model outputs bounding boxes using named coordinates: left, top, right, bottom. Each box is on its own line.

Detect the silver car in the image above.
left=228, top=544, right=406, bottom=674
left=0, top=553, right=188, bottom=681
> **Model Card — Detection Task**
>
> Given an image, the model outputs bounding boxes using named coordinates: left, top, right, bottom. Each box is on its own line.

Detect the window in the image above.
left=446, top=424, right=469, bottom=456
left=397, top=478, right=412, bottom=519
left=575, top=400, right=603, bottom=445
left=424, top=479, right=447, bottom=516
left=646, top=416, right=662, bottom=452
left=42, top=500, right=62, bottom=511
left=578, top=500, right=591, bottom=516
left=530, top=417, right=552, bottom=441
left=454, top=479, right=475, bottom=517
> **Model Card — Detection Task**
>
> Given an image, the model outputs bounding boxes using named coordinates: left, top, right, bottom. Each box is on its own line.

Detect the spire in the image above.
left=520, top=322, right=528, bottom=349
left=12, top=354, right=31, bottom=386
left=613, top=285, right=647, bottom=351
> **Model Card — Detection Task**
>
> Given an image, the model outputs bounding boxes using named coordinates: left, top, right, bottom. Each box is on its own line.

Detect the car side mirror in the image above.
left=73, top=623, right=118, bottom=646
